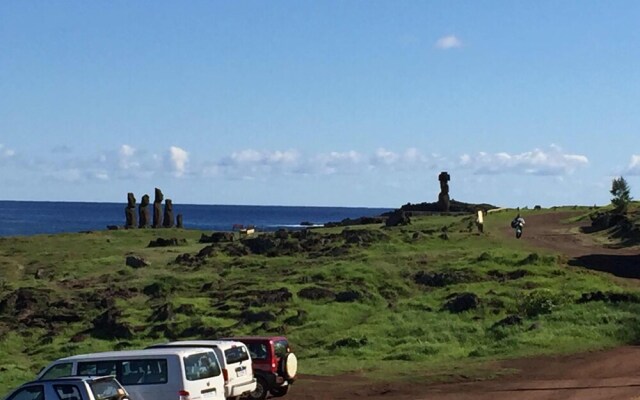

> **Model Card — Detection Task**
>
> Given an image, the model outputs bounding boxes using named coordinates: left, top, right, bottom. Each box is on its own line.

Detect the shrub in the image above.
left=517, top=289, right=561, bottom=317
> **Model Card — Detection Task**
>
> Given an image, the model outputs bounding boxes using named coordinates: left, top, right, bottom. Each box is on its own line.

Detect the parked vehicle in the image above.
left=147, top=340, right=256, bottom=400
left=36, top=348, right=225, bottom=400
left=223, top=336, right=297, bottom=400
left=3, top=375, right=130, bottom=400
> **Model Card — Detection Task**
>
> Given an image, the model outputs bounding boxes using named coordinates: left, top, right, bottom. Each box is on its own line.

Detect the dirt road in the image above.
left=285, top=212, right=640, bottom=400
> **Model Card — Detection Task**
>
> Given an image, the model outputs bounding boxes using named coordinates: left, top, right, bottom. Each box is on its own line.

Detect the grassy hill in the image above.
left=2, top=207, right=640, bottom=394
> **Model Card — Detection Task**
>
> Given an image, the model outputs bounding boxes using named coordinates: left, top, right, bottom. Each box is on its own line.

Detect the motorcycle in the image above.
left=515, top=222, right=523, bottom=239
left=511, top=218, right=524, bottom=239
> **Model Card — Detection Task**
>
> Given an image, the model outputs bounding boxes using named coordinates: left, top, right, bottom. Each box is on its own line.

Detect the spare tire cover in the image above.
left=284, top=353, right=298, bottom=379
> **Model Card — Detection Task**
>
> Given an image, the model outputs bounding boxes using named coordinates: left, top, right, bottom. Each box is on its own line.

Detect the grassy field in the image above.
left=2, top=206, right=640, bottom=394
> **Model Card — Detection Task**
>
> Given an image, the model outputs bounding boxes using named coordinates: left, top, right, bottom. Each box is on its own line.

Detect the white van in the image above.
left=147, top=340, right=256, bottom=399
left=36, top=348, right=226, bottom=400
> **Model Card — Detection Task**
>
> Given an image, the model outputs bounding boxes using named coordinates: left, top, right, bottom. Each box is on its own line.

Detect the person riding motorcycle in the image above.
left=511, top=214, right=525, bottom=238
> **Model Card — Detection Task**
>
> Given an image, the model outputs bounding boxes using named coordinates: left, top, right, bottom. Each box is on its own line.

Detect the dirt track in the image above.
left=285, top=212, right=640, bottom=400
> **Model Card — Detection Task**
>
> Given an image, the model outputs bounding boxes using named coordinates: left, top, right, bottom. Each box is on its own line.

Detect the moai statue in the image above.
left=438, top=171, right=451, bottom=212
left=176, top=214, right=183, bottom=229
left=138, top=194, right=150, bottom=228
left=124, top=193, right=137, bottom=229
left=163, top=199, right=174, bottom=228
left=152, top=188, right=164, bottom=228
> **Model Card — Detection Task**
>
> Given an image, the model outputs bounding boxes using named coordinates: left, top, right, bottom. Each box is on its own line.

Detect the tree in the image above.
left=610, top=176, right=632, bottom=213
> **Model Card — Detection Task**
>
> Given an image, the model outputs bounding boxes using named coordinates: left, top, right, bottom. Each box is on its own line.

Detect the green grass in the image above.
left=1, top=209, right=640, bottom=394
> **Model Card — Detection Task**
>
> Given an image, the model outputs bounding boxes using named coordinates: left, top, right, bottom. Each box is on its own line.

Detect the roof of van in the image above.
left=149, top=340, right=247, bottom=350
left=55, top=347, right=215, bottom=361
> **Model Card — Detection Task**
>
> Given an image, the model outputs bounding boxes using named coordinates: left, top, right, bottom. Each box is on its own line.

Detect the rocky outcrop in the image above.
left=385, top=210, right=410, bottom=227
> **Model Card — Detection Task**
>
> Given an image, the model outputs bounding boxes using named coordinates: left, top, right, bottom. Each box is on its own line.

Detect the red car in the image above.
left=223, top=336, right=297, bottom=400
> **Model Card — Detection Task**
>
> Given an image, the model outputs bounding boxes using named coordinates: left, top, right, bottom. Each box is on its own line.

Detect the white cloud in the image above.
left=435, top=35, right=462, bottom=49
left=459, top=146, right=589, bottom=176
left=118, top=144, right=139, bottom=170
left=625, top=155, right=640, bottom=175
left=0, top=144, right=15, bottom=159
left=228, top=149, right=299, bottom=165
left=313, top=151, right=362, bottom=174
left=167, top=146, right=189, bottom=177
left=372, top=148, right=399, bottom=165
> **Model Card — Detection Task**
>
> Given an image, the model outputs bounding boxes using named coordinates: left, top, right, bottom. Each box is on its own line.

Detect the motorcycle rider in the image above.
left=511, top=213, right=525, bottom=238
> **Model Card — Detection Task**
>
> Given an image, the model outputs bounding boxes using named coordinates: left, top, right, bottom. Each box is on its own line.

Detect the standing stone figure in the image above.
left=176, top=214, right=183, bottom=229
left=438, top=171, right=451, bottom=212
left=138, top=194, right=150, bottom=228
left=152, top=188, right=164, bottom=228
left=163, top=199, right=174, bottom=228
left=124, top=193, right=137, bottom=229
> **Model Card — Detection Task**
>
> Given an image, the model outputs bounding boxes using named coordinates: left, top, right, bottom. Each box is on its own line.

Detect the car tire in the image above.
left=247, top=377, right=268, bottom=400
left=283, top=353, right=298, bottom=380
left=270, top=386, right=289, bottom=397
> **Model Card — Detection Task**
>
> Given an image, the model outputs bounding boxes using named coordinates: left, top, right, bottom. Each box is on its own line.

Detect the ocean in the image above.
left=0, top=201, right=393, bottom=237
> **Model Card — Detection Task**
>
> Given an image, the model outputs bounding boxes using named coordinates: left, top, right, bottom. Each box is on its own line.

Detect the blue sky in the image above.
left=1, top=1, right=640, bottom=208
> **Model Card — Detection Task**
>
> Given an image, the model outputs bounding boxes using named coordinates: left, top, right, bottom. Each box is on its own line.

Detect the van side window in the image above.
left=78, top=361, right=117, bottom=377
left=224, top=346, right=250, bottom=364
left=120, top=359, right=168, bottom=385
left=40, top=363, right=73, bottom=380
left=184, top=352, right=221, bottom=381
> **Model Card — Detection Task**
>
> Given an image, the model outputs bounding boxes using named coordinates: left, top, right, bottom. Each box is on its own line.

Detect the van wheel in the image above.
left=270, top=386, right=289, bottom=397
left=248, top=377, right=268, bottom=400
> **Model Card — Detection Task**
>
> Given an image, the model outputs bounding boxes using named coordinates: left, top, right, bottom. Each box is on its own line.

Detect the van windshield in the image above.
left=224, top=346, right=250, bottom=364
left=184, top=352, right=221, bottom=381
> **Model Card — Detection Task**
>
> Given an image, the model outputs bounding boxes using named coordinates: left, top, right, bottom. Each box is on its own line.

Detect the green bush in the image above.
left=518, top=289, right=561, bottom=317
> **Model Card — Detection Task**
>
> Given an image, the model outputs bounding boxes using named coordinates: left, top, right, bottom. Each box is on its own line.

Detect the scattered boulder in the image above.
left=240, top=310, right=276, bottom=323
left=329, top=337, right=368, bottom=350
left=148, top=303, right=175, bottom=323
left=284, top=310, right=308, bottom=326
left=244, top=288, right=293, bottom=307
left=577, top=291, right=640, bottom=304
left=385, top=210, right=411, bottom=227
left=126, top=255, right=149, bottom=268
left=341, top=229, right=387, bottom=245
left=335, top=290, right=362, bottom=302
left=200, top=232, right=235, bottom=244
left=91, top=308, right=133, bottom=339
left=414, top=269, right=480, bottom=287
left=148, top=237, right=187, bottom=247
left=491, top=314, right=523, bottom=329
left=487, top=269, right=529, bottom=281
left=143, top=282, right=173, bottom=299
left=242, top=237, right=277, bottom=255
left=443, top=292, right=480, bottom=313
left=297, top=287, right=336, bottom=301
left=175, top=304, right=197, bottom=316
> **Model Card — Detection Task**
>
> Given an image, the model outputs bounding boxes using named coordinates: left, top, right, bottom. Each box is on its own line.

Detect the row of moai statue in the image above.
left=124, top=188, right=183, bottom=229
